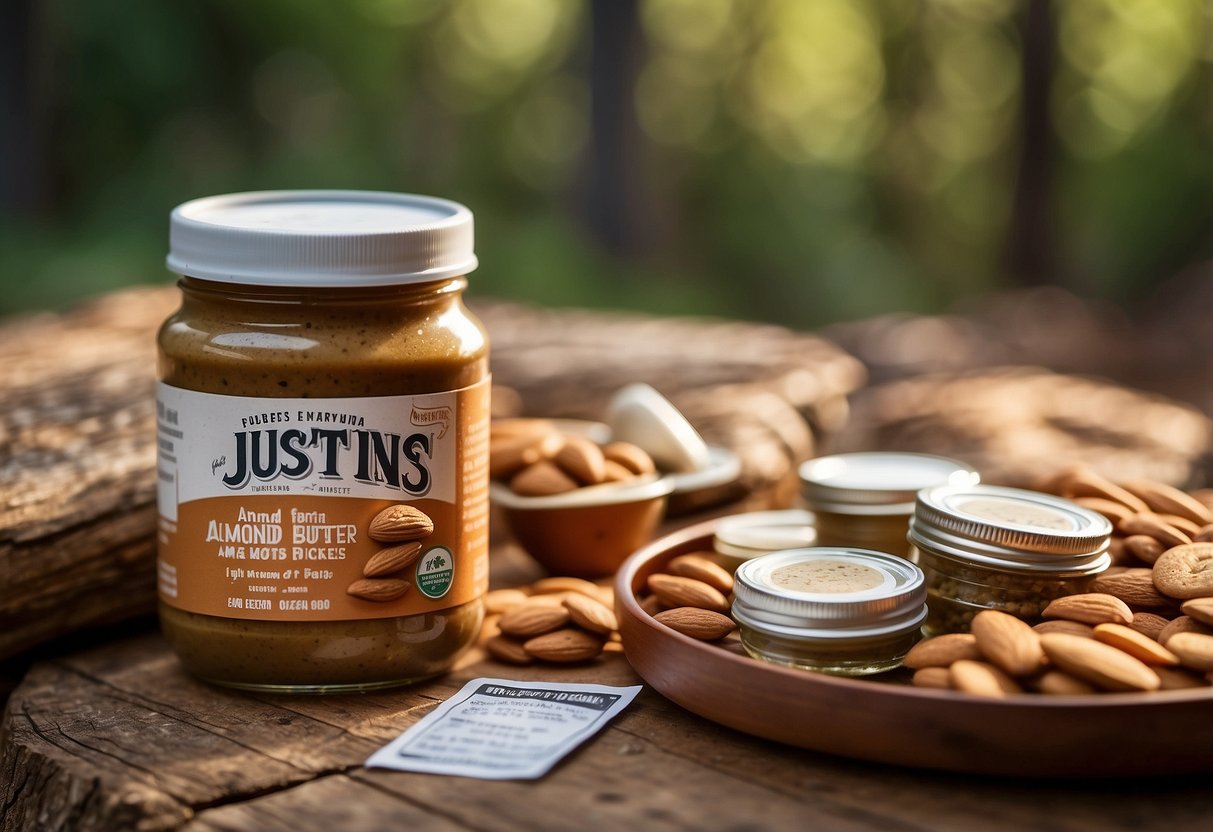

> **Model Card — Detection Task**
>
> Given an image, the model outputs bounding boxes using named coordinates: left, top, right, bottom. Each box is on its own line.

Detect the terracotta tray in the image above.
left=616, top=520, right=1213, bottom=778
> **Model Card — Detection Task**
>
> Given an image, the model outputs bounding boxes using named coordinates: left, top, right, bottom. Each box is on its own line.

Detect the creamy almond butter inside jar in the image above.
left=156, top=191, right=490, bottom=692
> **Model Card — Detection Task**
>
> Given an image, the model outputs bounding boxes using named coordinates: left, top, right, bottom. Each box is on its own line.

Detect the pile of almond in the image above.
left=637, top=553, right=738, bottom=642
left=346, top=504, right=433, bottom=602
left=910, top=468, right=1213, bottom=695
left=480, top=577, right=623, bottom=664
left=491, top=418, right=657, bottom=496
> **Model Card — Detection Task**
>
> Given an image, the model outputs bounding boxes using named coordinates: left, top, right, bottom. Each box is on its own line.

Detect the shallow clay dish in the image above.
left=616, top=520, right=1213, bottom=778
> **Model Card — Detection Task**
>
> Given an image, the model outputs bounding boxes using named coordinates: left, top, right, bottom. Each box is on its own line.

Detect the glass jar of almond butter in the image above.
left=156, top=191, right=490, bottom=692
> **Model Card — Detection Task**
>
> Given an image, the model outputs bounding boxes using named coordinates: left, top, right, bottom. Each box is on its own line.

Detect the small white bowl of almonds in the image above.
left=490, top=418, right=675, bottom=578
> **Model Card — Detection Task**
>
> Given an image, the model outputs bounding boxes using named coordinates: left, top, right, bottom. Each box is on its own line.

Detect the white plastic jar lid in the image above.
left=167, top=190, right=477, bottom=286
left=799, top=452, right=980, bottom=515
left=713, top=509, right=817, bottom=560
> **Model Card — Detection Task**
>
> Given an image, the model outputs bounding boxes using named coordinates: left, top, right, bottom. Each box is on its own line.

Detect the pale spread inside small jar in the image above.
left=771, top=560, right=884, bottom=593
left=958, top=498, right=1072, bottom=530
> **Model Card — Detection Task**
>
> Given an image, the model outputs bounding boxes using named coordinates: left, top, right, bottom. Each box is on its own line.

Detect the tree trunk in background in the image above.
left=1007, top=0, right=1059, bottom=286
left=0, top=0, right=42, bottom=213
left=585, top=0, right=647, bottom=258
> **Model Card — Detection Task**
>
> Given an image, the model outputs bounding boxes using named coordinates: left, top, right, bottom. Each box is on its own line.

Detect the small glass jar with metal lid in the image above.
left=799, top=452, right=979, bottom=559
left=731, top=548, right=927, bottom=676
left=908, top=484, right=1113, bottom=635
left=712, top=509, right=817, bottom=573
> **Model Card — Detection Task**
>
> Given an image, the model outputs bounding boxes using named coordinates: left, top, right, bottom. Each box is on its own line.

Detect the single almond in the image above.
left=484, top=588, right=530, bottom=615
left=601, top=460, right=638, bottom=482
left=1119, top=480, right=1213, bottom=526
left=484, top=634, right=533, bottom=665
left=949, top=660, right=1022, bottom=697
left=490, top=418, right=557, bottom=442
left=1155, top=666, right=1212, bottom=690
left=1123, top=535, right=1165, bottom=565
left=1092, top=623, right=1180, bottom=666
left=971, top=610, right=1045, bottom=677
left=1059, top=466, right=1149, bottom=513
left=639, top=594, right=665, bottom=616
left=602, top=441, right=657, bottom=476
left=510, top=460, right=579, bottom=496
left=1128, top=611, right=1171, bottom=641
left=346, top=578, right=410, bottom=602
left=904, top=633, right=981, bottom=669
left=530, top=576, right=603, bottom=598
left=1152, top=542, right=1213, bottom=599
left=1166, top=632, right=1213, bottom=672
left=646, top=574, right=730, bottom=613
left=1119, top=514, right=1192, bottom=549
left=911, top=667, right=952, bottom=690
left=498, top=603, right=571, bottom=638
left=553, top=435, right=607, bottom=485
left=1028, top=670, right=1097, bottom=695
left=362, top=541, right=424, bottom=578
left=522, top=628, right=605, bottom=663
left=1032, top=620, right=1095, bottom=638
left=1039, top=632, right=1161, bottom=692
left=562, top=593, right=618, bottom=635
left=1180, top=597, right=1213, bottom=627
left=367, top=505, right=433, bottom=543
left=667, top=553, right=734, bottom=594
left=1041, top=593, right=1133, bottom=626
left=1089, top=568, right=1174, bottom=609
left=1073, top=497, right=1137, bottom=529
left=653, top=607, right=737, bottom=641
left=1158, top=615, right=1213, bottom=645
left=489, top=430, right=564, bottom=480
left=1158, top=514, right=1203, bottom=539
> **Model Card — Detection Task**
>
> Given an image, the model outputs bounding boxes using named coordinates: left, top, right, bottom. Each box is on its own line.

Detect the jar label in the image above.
left=155, top=379, right=490, bottom=620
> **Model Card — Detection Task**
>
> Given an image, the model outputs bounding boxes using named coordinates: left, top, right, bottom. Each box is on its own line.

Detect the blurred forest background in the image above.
left=1, top=0, right=1210, bottom=327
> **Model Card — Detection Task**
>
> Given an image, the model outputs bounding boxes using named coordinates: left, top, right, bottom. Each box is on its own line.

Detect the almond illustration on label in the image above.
left=363, top=541, right=425, bottom=578
left=368, top=505, right=434, bottom=543
left=347, top=578, right=411, bottom=602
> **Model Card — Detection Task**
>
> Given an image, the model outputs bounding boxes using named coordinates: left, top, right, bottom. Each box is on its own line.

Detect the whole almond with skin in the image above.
left=1041, top=593, right=1133, bottom=626
left=368, top=505, right=433, bottom=543
left=346, top=578, right=410, bottom=602
left=530, top=576, right=602, bottom=598
left=489, top=430, right=564, bottom=480
left=498, top=603, right=571, bottom=637
left=484, top=588, right=529, bottom=615
left=523, top=628, right=605, bottom=663
left=1059, top=467, right=1149, bottom=513
left=654, top=607, right=737, bottom=641
left=1093, top=623, right=1180, bottom=666
left=667, top=553, right=734, bottom=594
left=1089, top=568, right=1174, bottom=609
left=1124, top=535, right=1165, bottom=565
left=1158, top=616, right=1212, bottom=645
left=1033, top=620, right=1096, bottom=638
left=362, top=541, right=423, bottom=578
left=904, top=633, right=981, bottom=669
left=1158, top=514, right=1203, bottom=539
left=1155, top=666, right=1211, bottom=690
left=1119, top=514, right=1191, bottom=549
left=601, top=460, right=638, bottom=482
left=562, top=593, right=618, bottom=635
left=1073, top=497, right=1136, bottom=529
left=1166, top=632, right=1213, bottom=671
left=485, top=634, right=533, bottom=665
left=553, top=435, right=607, bottom=485
left=1029, top=670, right=1097, bottom=695
left=510, top=460, right=579, bottom=496
left=1129, top=612, right=1170, bottom=641
left=950, top=661, right=1022, bottom=697
left=1119, top=480, right=1213, bottom=526
left=647, top=573, right=730, bottom=613
left=489, top=418, right=557, bottom=442
left=1039, top=633, right=1161, bottom=692
left=971, top=610, right=1045, bottom=677
left=911, top=667, right=952, bottom=690
left=1180, top=597, right=1213, bottom=627
left=639, top=594, right=665, bottom=616
left=602, top=441, right=657, bottom=476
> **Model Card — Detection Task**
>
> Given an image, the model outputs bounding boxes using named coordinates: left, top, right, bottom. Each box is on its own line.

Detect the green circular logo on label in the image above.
left=416, top=546, right=454, bottom=599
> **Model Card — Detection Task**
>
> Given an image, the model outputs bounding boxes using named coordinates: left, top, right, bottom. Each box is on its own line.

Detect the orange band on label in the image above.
left=156, top=378, right=490, bottom=621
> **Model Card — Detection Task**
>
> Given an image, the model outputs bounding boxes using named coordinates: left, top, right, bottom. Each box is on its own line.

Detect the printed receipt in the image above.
left=366, top=677, right=642, bottom=780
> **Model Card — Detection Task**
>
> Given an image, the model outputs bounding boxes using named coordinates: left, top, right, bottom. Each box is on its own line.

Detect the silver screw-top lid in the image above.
left=799, top=452, right=979, bottom=515
left=732, top=548, right=926, bottom=638
left=909, top=484, right=1112, bottom=574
